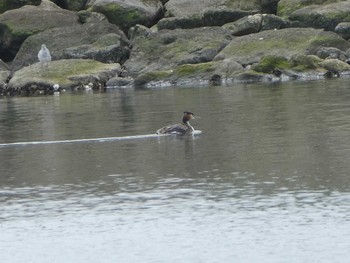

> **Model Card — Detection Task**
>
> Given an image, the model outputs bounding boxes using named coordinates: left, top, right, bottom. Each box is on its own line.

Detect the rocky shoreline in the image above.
left=2, top=0, right=350, bottom=95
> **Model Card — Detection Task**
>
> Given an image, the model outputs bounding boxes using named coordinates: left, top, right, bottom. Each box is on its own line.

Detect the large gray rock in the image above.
left=12, top=19, right=130, bottom=71
left=157, top=9, right=257, bottom=30
left=0, top=0, right=41, bottom=14
left=223, top=14, right=262, bottom=36
left=214, top=28, right=350, bottom=66
left=222, top=14, right=291, bottom=36
left=0, top=59, right=10, bottom=88
left=61, top=0, right=87, bottom=11
left=0, top=62, right=10, bottom=89
left=277, top=0, right=341, bottom=17
left=8, top=59, right=121, bottom=94
left=86, top=0, right=164, bottom=32
left=335, top=22, right=350, bottom=39
left=0, top=0, right=79, bottom=61
left=288, top=1, right=350, bottom=31
left=165, top=0, right=261, bottom=17
left=124, top=27, right=232, bottom=76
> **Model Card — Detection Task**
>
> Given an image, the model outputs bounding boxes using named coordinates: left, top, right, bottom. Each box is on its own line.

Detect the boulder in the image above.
left=0, top=0, right=41, bottom=14
left=106, top=76, right=134, bottom=88
left=63, top=33, right=130, bottom=63
left=8, top=59, right=121, bottom=95
left=124, top=27, right=232, bottom=76
left=261, top=14, right=291, bottom=30
left=214, top=28, right=350, bottom=66
left=0, top=69, right=10, bottom=90
left=222, top=14, right=291, bottom=36
left=277, top=0, right=341, bottom=17
left=289, top=54, right=324, bottom=71
left=250, top=54, right=325, bottom=75
left=133, top=61, right=227, bottom=87
left=0, top=59, right=9, bottom=71
left=0, top=59, right=10, bottom=88
left=128, top=24, right=155, bottom=41
left=165, top=0, right=261, bottom=18
left=335, top=22, right=350, bottom=39
left=157, top=9, right=257, bottom=30
left=12, top=19, right=130, bottom=71
left=63, top=0, right=87, bottom=11
left=0, top=0, right=79, bottom=62
left=319, top=58, right=350, bottom=72
left=223, top=14, right=263, bottom=36
left=288, top=1, right=350, bottom=31
left=315, top=47, right=347, bottom=60
left=86, top=0, right=164, bottom=32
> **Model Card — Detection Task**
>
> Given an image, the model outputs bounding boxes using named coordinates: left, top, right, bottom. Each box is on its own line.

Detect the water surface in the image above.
left=1, top=79, right=350, bottom=262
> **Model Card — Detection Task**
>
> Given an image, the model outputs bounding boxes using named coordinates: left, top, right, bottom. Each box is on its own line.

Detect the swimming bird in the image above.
left=156, top=111, right=197, bottom=135
left=38, top=44, right=51, bottom=63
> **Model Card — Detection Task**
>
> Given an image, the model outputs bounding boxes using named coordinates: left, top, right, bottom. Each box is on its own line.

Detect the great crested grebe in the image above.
left=156, top=111, right=197, bottom=135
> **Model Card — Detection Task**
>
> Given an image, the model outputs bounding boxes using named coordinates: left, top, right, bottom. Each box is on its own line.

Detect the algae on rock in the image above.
left=214, top=28, right=350, bottom=66
left=8, top=59, right=121, bottom=91
left=125, top=27, right=232, bottom=76
left=86, top=0, right=164, bottom=32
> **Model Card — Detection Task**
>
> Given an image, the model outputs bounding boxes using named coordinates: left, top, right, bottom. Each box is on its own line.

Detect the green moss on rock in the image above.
left=319, top=59, right=350, bottom=72
left=277, top=0, right=341, bottom=17
left=174, top=62, right=216, bottom=76
left=252, top=55, right=290, bottom=73
left=87, top=1, right=159, bottom=32
left=215, top=28, right=350, bottom=66
left=289, top=54, right=323, bottom=71
left=134, top=70, right=173, bottom=86
left=9, top=59, right=120, bottom=89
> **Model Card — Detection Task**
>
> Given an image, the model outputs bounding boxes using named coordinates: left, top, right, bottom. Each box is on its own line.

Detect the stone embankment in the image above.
left=1, top=0, right=350, bottom=95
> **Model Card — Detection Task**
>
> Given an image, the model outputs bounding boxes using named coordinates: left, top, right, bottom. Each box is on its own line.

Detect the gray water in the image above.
left=1, top=79, right=350, bottom=262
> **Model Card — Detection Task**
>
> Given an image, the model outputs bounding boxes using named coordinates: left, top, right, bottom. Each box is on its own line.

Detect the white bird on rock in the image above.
left=38, top=44, right=51, bottom=63
left=38, top=44, right=51, bottom=74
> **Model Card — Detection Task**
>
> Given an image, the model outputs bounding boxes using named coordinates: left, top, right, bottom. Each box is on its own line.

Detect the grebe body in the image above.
left=156, top=112, right=197, bottom=135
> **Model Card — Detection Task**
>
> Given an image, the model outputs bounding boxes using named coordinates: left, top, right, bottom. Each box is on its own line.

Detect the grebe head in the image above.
left=182, top=111, right=195, bottom=124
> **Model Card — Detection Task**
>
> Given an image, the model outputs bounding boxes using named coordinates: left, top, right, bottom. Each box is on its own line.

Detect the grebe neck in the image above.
left=182, top=116, right=191, bottom=123
left=183, top=121, right=194, bottom=131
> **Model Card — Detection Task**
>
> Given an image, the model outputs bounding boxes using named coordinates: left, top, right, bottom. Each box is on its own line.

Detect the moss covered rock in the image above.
left=251, top=55, right=291, bottom=73
left=277, top=0, right=342, bottom=17
left=0, top=0, right=41, bottom=14
left=319, top=58, right=350, bottom=72
left=165, top=0, right=262, bottom=18
left=222, top=14, right=263, bottom=36
left=222, top=14, right=291, bottom=36
left=12, top=19, right=130, bottom=71
left=65, top=0, right=87, bottom=11
left=214, top=28, right=350, bottom=66
left=0, top=69, right=10, bottom=90
left=86, top=0, right=164, bottom=32
left=289, top=54, right=323, bottom=71
left=134, top=61, right=236, bottom=87
left=125, top=27, right=232, bottom=76
left=0, top=0, right=79, bottom=62
left=288, top=1, right=350, bottom=30
left=8, top=59, right=121, bottom=93
left=335, top=22, right=350, bottom=39
left=158, top=6, right=257, bottom=30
